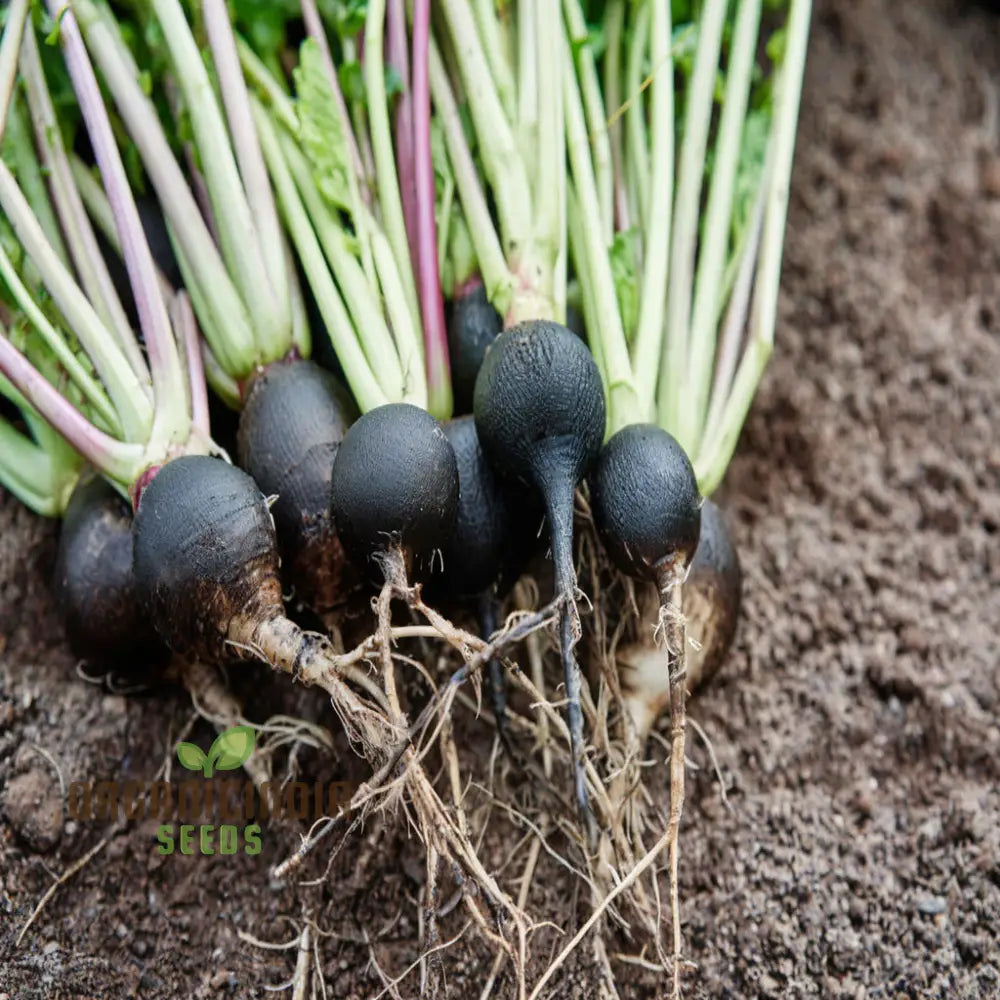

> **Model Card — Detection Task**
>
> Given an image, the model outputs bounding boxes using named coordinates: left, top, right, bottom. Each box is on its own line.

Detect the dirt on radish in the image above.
left=2, top=0, right=1000, bottom=996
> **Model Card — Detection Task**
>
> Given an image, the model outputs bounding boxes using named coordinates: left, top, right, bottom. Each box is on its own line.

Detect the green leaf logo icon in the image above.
left=176, top=725, right=255, bottom=777
left=208, top=725, right=256, bottom=773
left=177, top=742, right=207, bottom=772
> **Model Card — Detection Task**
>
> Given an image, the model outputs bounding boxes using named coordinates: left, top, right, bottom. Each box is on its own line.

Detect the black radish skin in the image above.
left=431, top=415, right=544, bottom=746
left=589, top=424, right=702, bottom=585
left=329, top=403, right=459, bottom=581
left=447, top=280, right=502, bottom=415
left=52, top=475, right=167, bottom=675
left=473, top=320, right=606, bottom=828
left=237, top=357, right=359, bottom=614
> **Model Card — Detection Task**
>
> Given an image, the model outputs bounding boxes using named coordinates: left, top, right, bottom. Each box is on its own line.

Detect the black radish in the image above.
left=52, top=475, right=168, bottom=677
left=132, top=455, right=349, bottom=680
left=237, top=357, right=359, bottom=616
left=431, top=414, right=543, bottom=745
left=329, top=403, right=460, bottom=581
left=447, top=280, right=502, bottom=415
left=473, top=320, right=606, bottom=829
left=590, top=424, right=701, bottom=586
left=589, top=422, right=702, bottom=991
left=435, top=416, right=539, bottom=600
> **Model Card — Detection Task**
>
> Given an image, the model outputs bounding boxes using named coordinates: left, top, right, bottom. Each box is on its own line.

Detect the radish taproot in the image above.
left=474, top=319, right=606, bottom=828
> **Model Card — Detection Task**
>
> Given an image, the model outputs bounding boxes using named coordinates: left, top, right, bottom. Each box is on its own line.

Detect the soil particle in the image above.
left=3, top=769, right=63, bottom=853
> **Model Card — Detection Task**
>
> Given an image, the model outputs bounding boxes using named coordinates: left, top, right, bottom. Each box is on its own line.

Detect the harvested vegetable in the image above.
left=236, top=358, right=358, bottom=620
left=328, top=402, right=459, bottom=581
left=589, top=422, right=701, bottom=994
left=446, top=281, right=503, bottom=416
left=474, top=319, right=606, bottom=831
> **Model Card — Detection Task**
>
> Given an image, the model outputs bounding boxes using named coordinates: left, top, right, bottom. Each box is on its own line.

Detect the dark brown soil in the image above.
left=3, top=0, right=1000, bottom=996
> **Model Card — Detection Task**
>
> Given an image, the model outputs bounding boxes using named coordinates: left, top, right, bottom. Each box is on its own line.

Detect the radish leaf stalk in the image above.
left=411, top=0, right=453, bottom=418
left=19, top=27, right=146, bottom=384
left=70, top=0, right=258, bottom=378
left=681, top=0, right=763, bottom=450
left=629, top=0, right=672, bottom=418
left=364, top=0, right=423, bottom=350
left=436, top=0, right=563, bottom=325
left=0, top=0, right=28, bottom=125
left=148, top=0, right=290, bottom=360
left=695, top=0, right=812, bottom=494
left=659, top=0, right=727, bottom=437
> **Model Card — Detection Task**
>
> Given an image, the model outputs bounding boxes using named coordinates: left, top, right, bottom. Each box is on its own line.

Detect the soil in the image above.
left=3, top=0, right=1000, bottom=996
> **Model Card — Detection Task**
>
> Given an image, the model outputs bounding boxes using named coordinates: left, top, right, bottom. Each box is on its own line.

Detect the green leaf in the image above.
left=176, top=742, right=208, bottom=772
left=332, top=0, right=368, bottom=40
left=295, top=39, right=354, bottom=214
left=609, top=230, right=640, bottom=344
left=43, top=7, right=70, bottom=47
left=384, top=66, right=404, bottom=101
left=338, top=61, right=365, bottom=106
left=206, top=725, right=256, bottom=773
left=231, top=0, right=300, bottom=66
left=765, top=26, right=787, bottom=66
left=671, top=0, right=697, bottom=23
left=730, top=107, right=770, bottom=243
